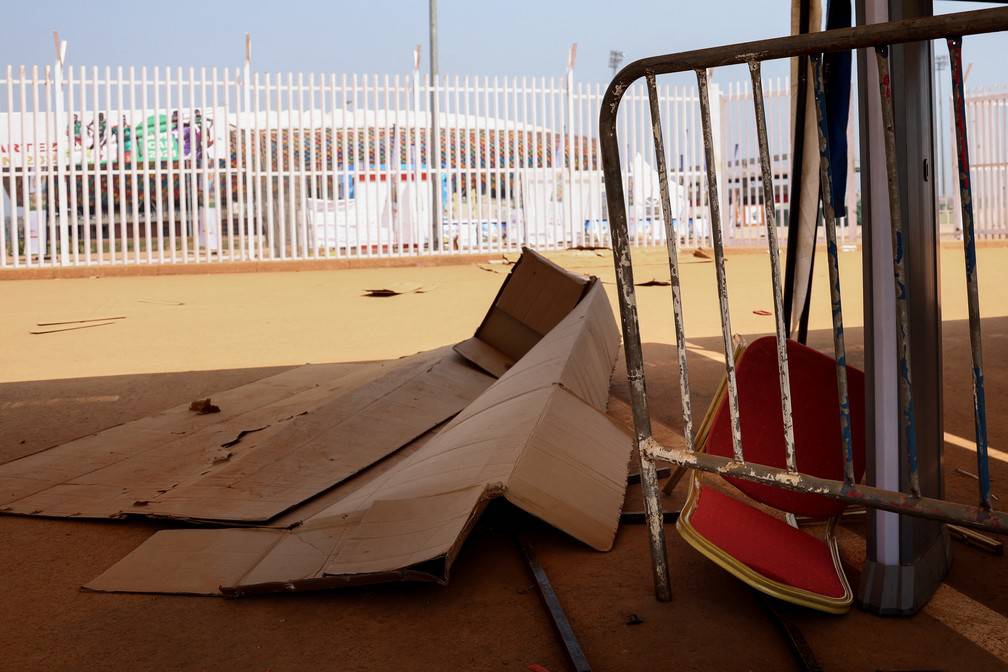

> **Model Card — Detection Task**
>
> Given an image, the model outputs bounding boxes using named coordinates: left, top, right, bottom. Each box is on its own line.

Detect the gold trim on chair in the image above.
left=676, top=471, right=854, bottom=614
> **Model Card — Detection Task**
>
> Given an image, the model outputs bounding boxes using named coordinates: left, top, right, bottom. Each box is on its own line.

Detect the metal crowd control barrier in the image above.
left=599, top=7, right=1008, bottom=601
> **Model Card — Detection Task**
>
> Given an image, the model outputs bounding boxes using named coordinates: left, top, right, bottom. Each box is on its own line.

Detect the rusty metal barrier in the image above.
left=599, top=7, right=1008, bottom=601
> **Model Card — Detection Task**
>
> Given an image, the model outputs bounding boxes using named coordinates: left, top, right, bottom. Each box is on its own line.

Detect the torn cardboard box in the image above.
left=86, top=280, right=630, bottom=596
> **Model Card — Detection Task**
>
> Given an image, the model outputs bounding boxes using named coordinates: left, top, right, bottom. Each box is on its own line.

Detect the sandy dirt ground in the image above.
left=0, top=246, right=1006, bottom=671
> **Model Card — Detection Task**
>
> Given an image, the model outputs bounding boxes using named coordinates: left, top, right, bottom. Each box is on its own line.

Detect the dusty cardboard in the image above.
left=0, top=348, right=492, bottom=523
left=454, top=246, right=590, bottom=377
left=86, top=280, right=631, bottom=596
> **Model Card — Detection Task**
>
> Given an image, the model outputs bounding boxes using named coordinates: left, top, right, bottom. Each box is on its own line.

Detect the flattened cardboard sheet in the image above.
left=87, top=282, right=630, bottom=595
left=0, top=348, right=492, bottom=523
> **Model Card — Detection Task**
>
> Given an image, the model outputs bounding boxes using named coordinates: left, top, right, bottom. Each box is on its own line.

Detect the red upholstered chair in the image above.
left=675, top=336, right=866, bottom=613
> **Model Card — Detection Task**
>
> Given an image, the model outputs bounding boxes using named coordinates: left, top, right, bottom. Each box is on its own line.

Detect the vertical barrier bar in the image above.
left=948, top=36, right=992, bottom=509
left=80, top=66, right=92, bottom=265
left=179, top=66, right=190, bottom=261
left=139, top=66, right=151, bottom=263
left=322, top=72, right=333, bottom=258
left=645, top=73, right=695, bottom=454
left=67, top=66, right=79, bottom=266
left=362, top=73, right=372, bottom=257
left=349, top=73, right=358, bottom=257
left=264, top=72, right=277, bottom=259
left=698, top=68, right=744, bottom=463
left=243, top=67, right=255, bottom=260
left=31, top=66, right=42, bottom=266
left=748, top=61, right=798, bottom=473
left=0, top=70, right=5, bottom=267
left=126, top=66, right=139, bottom=264
left=875, top=45, right=921, bottom=497
left=200, top=67, right=214, bottom=261
left=5, top=66, right=17, bottom=267
left=811, top=55, right=857, bottom=486
left=165, top=66, right=175, bottom=264
left=20, top=67, right=31, bottom=266
left=44, top=65, right=56, bottom=264
left=223, top=68, right=236, bottom=260
left=152, top=66, right=163, bottom=263
left=285, top=72, right=296, bottom=258
left=297, top=72, right=309, bottom=257
left=308, top=72, right=319, bottom=257
left=253, top=72, right=264, bottom=260
left=340, top=73, right=350, bottom=257
left=463, top=74, right=473, bottom=251
left=207, top=67, right=220, bottom=260
left=598, top=73, right=672, bottom=604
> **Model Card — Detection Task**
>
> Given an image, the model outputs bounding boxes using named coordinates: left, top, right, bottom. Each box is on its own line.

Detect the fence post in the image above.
left=243, top=34, right=255, bottom=260
left=566, top=44, right=577, bottom=247
left=53, top=33, right=70, bottom=266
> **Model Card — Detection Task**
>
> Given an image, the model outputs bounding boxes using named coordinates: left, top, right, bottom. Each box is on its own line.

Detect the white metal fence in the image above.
left=0, top=62, right=997, bottom=270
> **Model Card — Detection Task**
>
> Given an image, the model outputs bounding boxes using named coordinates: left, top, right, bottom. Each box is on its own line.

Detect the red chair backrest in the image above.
left=703, top=336, right=866, bottom=519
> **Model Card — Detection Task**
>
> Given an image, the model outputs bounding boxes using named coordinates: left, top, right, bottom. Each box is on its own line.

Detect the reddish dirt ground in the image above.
left=1, top=247, right=1006, bottom=671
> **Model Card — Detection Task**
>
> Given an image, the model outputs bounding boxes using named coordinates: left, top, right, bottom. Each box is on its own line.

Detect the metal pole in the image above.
left=874, top=45, right=921, bottom=498
left=947, top=36, right=991, bottom=510
left=429, top=0, right=442, bottom=250
left=810, top=55, right=856, bottom=486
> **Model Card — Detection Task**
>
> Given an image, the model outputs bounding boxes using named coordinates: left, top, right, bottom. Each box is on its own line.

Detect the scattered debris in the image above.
left=138, top=298, right=186, bottom=306
left=30, top=321, right=118, bottom=335
left=518, top=535, right=592, bottom=672
left=753, top=309, right=773, bottom=316
left=955, top=467, right=1000, bottom=501
left=625, top=613, right=644, bottom=626
left=948, top=524, right=1004, bottom=556
left=36, top=316, right=126, bottom=327
left=635, top=278, right=671, bottom=287
left=567, top=244, right=610, bottom=252
left=362, top=283, right=431, bottom=297
left=487, top=256, right=516, bottom=265
left=219, top=426, right=270, bottom=449
left=189, top=398, right=221, bottom=415
left=211, top=450, right=233, bottom=465
left=754, top=590, right=823, bottom=672
left=693, top=248, right=713, bottom=259
left=477, top=264, right=502, bottom=274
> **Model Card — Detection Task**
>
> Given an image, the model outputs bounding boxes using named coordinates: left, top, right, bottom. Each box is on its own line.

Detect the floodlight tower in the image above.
left=609, top=50, right=624, bottom=79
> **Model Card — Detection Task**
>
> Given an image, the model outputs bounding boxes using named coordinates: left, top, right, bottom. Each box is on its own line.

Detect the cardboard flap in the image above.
left=452, top=337, right=514, bottom=379
left=454, top=247, right=591, bottom=376
left=324, top=485, right=487, bottom=576
left=84, top=528, right=285, bottom=595
left=506, top=386, right=631, bottom=551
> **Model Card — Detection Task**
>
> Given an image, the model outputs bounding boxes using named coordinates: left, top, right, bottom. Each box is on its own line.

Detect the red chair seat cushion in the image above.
left=704, top=336, right=866, bottom=519
left=688, top=484, right=847, bottom=599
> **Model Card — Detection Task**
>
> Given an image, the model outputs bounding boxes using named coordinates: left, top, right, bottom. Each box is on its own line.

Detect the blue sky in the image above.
left=1, top=1, right=1003, bottom=87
